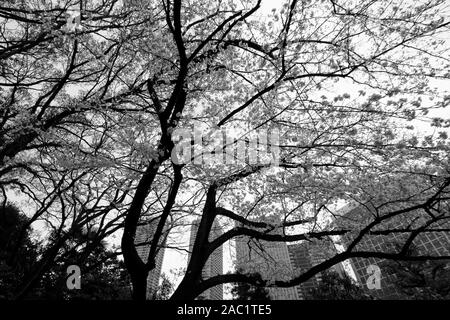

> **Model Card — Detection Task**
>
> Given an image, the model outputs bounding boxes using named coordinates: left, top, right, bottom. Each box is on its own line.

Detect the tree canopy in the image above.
left=1, top=0, right=450, bottom=300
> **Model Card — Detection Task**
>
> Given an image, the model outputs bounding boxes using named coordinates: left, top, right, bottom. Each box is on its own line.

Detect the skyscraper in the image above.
left=235, top=217, right=299, bottom=300
left=338, top=204, right=450, bottom=299
left=188, top=219, right=224, bottom=300
left=135, top=220, right=166, bottom=299
left=287, top=240, right=346, bottom=299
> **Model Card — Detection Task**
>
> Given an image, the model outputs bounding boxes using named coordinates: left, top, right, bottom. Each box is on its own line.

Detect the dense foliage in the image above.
left=1, top=0, right=450, bottom=300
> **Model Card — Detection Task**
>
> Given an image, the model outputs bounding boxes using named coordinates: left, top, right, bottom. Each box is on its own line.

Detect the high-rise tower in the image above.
left=234, top=217, right=299, bottom=300
left=287, top=240, right=346, bottom=299
left=188, top=219, right=224, bottom=299
left=135, top=220, right=166, bottom=299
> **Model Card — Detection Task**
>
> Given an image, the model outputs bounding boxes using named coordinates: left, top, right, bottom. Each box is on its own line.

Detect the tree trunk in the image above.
left=170, top=275, right=200, bottom=300
left=131, top=271, right=149, bottom=300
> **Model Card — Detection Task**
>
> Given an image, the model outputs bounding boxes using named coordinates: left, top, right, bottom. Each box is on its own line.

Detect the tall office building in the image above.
left=135, top=220, right=166, bottom=299
left=287, top=240, right=346, bottom=299
left=235, top=217, right=299, bottom=300
left=188, top=219, right=224, bottom=300
left=338, top=204, right=450, bottom=299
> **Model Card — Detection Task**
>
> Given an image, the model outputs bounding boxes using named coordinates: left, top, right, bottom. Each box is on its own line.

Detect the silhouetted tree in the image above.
left=231, top=269, right=271, bottom=301
left=1, top=204, right=131, bottom=300
left=35, top=230, right=132, bottom=300
left=0, top=204, right=40, bottom=300
left=2, top=0, right=450, bottom=301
